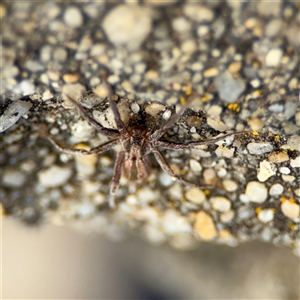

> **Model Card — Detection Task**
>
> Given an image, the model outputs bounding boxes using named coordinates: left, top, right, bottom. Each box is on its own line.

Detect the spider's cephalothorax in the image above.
left=41, top=82, right=248, bottom=207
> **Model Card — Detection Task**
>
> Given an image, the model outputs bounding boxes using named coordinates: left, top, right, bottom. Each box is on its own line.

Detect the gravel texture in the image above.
left=1, top=1, right=299, bottom=258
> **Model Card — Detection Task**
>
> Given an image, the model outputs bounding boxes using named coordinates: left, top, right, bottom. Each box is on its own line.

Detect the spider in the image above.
left=40, top=80, right=248, bottom=208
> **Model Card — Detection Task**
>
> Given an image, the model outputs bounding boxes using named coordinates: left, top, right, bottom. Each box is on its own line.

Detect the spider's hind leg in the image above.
left=153, top=148, right=211, bottom=189
left=37, top=132, right=119, bottom=155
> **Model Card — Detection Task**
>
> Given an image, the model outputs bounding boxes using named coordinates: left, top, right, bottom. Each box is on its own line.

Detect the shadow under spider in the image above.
left=39, top=79, right=249, bottom=208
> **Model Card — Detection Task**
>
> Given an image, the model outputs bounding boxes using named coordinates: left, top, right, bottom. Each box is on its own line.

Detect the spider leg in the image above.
left=154, top=130, right=250, bottom=150
left=101, top=72, right=128, bottom=135
left=150, top=93, right=198, bottom=141
left=38, top=132, right=119, bottom=155
left=110, top=150, right=126, bottom=208
left=153, top=148, right=206, bottom=188
left=66, top=94, right=120, bottom=138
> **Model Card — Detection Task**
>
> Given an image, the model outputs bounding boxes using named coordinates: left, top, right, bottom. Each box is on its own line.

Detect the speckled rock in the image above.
left=0, top=100, right=32, bottom=132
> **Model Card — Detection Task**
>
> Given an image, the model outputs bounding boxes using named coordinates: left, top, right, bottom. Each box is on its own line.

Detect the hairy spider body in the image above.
left=41, top=81, right=248, bottom=207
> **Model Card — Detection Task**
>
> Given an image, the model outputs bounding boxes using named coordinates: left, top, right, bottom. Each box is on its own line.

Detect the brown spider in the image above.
left=40, top=81, right=248, bottom=207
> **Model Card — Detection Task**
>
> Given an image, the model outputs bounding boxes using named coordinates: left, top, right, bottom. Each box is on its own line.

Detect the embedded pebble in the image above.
left=137, top=187, right=159, bottom=204
left=168, top=183, right=183, bottom=201
left=194, top=211, right=217, bottom=241
left=223, top=179, right=238, bottom=192
left=282, top=175, right=295, bottom=182
left=75, top=151, right=98, bottom=178
left=184, top=4, right=214, bottom=22
left=185, top=187, right=206, bottom=204
left=257, top=209, right=275, bottom=223
left=203, top=68, right=219, bottom=78
left=269, top=183, right=284, bottom=196
left=215, top=71, right=246, bottom=103
left=189, top=159, right=202, bottom=173
left=265, top=19, right=282, bottom=37
left=203, top=168, right=217, bottom=185
left=268, top=151, right=289, bottom=163
left=265, top=48, right=283, bottom=67
left=220, top=210, right=234, bottom=223
left=162, top=210, right=192, bottom=235
left=238, top=206, right=255, bottom=219
left=145, top=102, right=165, bottom=117
left=245, top=181, right=268, bottom=203
left=102, top=5, right=152, bottom=50
left=62, top=83, right=86, bottom=108
left=2, top=169, right=26, bottom=188
left=287, top=135, right=300, bottom=151
left=38, top=166, right=73, bottom=188
left=159, top=172, right=173, bottom=187
left=281, top=201, right=300, bottom=220
left=257, top=160, right=276, bottom=182
left=247, top=142, right=273, bottom=155
left=0, top=100, right=32, bottom=132
left=63, top=6, right=83, bottom=28
left=211, top=196, right=231, bottom=212
left=215, top=146, right=235, bottom=158
left=279, top=167, right=290, bottom=175
left=19, top=80, right=35, bottom=95
left=172, top=17, right=191, bottom=33
left=290, top=156, right=300, bottom=168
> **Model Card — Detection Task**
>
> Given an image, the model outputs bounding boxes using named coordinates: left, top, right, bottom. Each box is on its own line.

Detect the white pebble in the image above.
left=290, top=156, right=300, bottom=168
left=185, top=187, right=206, bottom=204
left=184, top=4, right=214, bottom=22
left=19, top=80, right=35, bottom=95
left=162, top=109, right=172, bottom=120
left=257, top=160, right=276, bottom=182
left=63, top=6, right=83, bottom=28
left=245, top=181, right=268, bottom=203
left=223, top=179, right=238, bottom=192
left=282, top=175, right=295, bottom=182
left=269, top=183, right=284, bottom=196
left=215, top=146, right=235, bottom=158
left=159, top=172, right=173, bottom=187
left=281, top=201, right=300, bottom=220
left=279, top=167, right=290, bottom=174
left=137, top=187, right=159, bottom=204
left=258, top=209, right=274, bottom=223
left=220, top=210, right=234, bottom=223
left=102, top=5, right=152, bottom=50
left=189, top=159, right=202, bottom=173
left=131, top=102, right=140, bottom=114
left=172, top=17, right=191, bottom=33
left=3, top=169, right=26, bottom=187
left=211, top=196, right=231, bottom=212
left=38, top=165, right=72, bottom=188
left=265, top=48, right=283, bottom=67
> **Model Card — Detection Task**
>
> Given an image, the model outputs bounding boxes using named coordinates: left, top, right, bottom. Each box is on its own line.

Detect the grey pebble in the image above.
left=247, top=142, right=274, bottom=155
left=0, top=100, right=32, bottom=133
left=215, top=71, right=246, bottom=103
